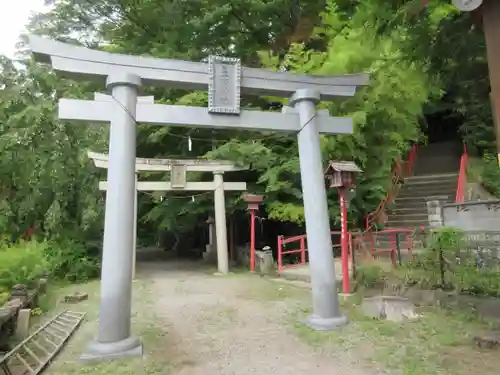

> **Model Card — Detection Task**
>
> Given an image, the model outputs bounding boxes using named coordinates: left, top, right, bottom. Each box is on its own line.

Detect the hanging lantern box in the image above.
left=324, top=161, right=362, bottom=189
left=243, top=193, right=264, bottom=210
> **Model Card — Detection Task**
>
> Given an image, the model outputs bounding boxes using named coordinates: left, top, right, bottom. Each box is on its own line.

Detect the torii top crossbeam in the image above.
left=87, top=151, right=248, bottom=172
left=28, top=36, right=368, bottom=100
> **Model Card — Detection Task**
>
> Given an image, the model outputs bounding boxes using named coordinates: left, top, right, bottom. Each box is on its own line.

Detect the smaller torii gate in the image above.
left=88, top=150, right=247, bottom=276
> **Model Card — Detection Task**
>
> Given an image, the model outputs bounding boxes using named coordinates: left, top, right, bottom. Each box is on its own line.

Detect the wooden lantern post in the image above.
left=325, top=161, right=362, bottom=293
left=243, top=193, right=264, bottom=272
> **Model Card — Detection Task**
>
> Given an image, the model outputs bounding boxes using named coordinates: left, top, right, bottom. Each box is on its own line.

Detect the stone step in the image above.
left=387, top=207, right=428, bottom=215
left=398, top=184, right=456, bottom=195
left=402, top=182, right=457, bottom=190
left=413, top=166, right=460, bottom=176
left=387, top=219, right=429, bottom=228
left=390, top=200, right=429, bottom=210
left=388, top=213, right=428, bottom=222
left=401, top=181, right=457, bottom=191
left=396, top=186, right=456, bottom=199
left=404, top=173, right=458, bottom=184
left=394, top=195, right=454, bottom=203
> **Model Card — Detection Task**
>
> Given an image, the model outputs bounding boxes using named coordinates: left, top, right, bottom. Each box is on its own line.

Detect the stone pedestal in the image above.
left=254, top=249, right=274, bottom=274
left=14, top=309, right=31, bottom=340
left=203, top=217, right=218, bottom=264
left=426, top=200, right=444, bottom=229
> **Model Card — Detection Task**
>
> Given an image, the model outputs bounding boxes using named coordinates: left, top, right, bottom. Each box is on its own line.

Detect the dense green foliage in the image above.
left=479, top=153, right=500, bottom=197
left=0, top=0, right=496, bottom=272
left=357, top=227, right=500, bottom=296
left=0, top=239, right=100, bottom=300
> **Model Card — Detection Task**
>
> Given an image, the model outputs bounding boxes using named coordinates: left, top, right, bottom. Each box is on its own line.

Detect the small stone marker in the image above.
left=37, top=278, right=48, bottom=294
left=362, top=296, right=419, bottom=322
left=474, top=332, right=500, bottom=349
left=255, top=247, right=274, bottom=274
left=14, top=309, right=31, bottom=340
left=8, top=285, right=28, bottom=305
left=63, top=292, right=89, bottom=304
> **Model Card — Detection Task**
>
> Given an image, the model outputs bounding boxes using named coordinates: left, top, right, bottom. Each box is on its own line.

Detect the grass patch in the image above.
left=28, top=279, right=173, bottom=375
left=290, top=297, right=500, bottom=375
left=237, top=276, right=309, bottom=302
left=467, top=156, right=484, bottom=184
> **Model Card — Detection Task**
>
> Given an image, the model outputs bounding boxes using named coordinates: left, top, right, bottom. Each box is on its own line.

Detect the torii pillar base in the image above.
left=302, top=314, right=348, bottom=331
left=81, top=337, right=143, bottom=363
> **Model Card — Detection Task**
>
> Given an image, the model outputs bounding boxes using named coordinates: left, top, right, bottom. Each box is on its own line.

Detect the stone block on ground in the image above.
left=8, top=285, right=28, bottom=305
left=37, top=278, right=48, bottom=294
left=255, top=248, right=274, bottom=274
left=63, top=292, right=89, bottom=304
left=236, top=244, right=250, bottom=267
left=14, top=309, right=31, bottom=340
left=202, top=244, right=217, bottom=264
left=362, top=295, right=419, bottom=322
left=0, top=306, right=16, bottom=325
left=474, top=332, right=500, bottom=349
left=4, top=300, right=24, bottom=320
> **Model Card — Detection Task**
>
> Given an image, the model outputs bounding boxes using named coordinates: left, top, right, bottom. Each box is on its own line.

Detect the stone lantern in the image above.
left=204, top=216, right=217, bottom=263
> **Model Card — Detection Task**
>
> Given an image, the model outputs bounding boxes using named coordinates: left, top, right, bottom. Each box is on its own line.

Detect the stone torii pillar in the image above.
left=89, top=94, right=154, bottom=280
left=28, top=35, right=369, bottom=361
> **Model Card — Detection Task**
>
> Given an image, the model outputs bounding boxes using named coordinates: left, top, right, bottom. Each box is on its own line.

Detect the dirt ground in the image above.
left=139, top=260, right=382, bottom=375
left=41, top=259, right=383, bottom=375
left=39, top=257, right=500, bottom=375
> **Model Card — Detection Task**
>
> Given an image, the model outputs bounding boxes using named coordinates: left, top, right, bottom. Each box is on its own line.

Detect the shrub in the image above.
left=481, top=153, right=500, bottom=197
left=0, top=291, right=8, bottom=305
left=403, top=227, right=500, bottom=296
left=44, top=239, right=100, bottom=283
left=0, top=240, right=50, bottom=290
left=356, top=262, right=387, bottom=289
left=0, top=238, right=101, bottom=292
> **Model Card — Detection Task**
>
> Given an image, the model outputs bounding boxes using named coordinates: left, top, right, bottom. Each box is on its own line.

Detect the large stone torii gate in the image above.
left=87, top=148, right=248, bottom=277
left=28, top=35, right=369, bottom=361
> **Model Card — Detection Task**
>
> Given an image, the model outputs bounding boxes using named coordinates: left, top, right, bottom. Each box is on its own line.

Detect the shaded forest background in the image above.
left=0, top=0, right=496, bottom=255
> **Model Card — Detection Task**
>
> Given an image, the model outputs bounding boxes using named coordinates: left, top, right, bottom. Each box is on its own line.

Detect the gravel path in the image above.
left=139, top=260, right=383, bottom=375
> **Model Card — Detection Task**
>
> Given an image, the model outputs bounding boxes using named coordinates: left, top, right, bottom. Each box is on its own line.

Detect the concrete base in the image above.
left=213, top=272, right=233, bottom=276
left=302, top=313, right=348, bottom=331
left=81, top=336, right=143, bottom=363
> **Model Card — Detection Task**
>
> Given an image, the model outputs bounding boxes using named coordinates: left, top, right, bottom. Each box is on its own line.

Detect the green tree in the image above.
left=0, top=57, right=106, bottom=241
left=3, top=0, right=484, bottom=240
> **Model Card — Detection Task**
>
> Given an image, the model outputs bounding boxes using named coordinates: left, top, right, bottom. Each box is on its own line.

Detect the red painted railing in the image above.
left=364, top=144, right=418, bottom=231
left=277, top=228, right=412, bottom=292
left=455, top=144, right=468, bottom=203
left=277, top=231, right=353, bottom=272
left=277, top=234, right=308, bottom=272
left=352, top=228, right=414, bottom=264
left=276, top=143, right=419, bottom=293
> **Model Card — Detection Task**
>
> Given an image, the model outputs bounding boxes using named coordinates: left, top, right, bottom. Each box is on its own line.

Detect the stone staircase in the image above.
left=371, top=141, right=461, bottom=253
left=386, top=173, right=458, bottom=228
left=389, top=141, right=460, bottom=228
